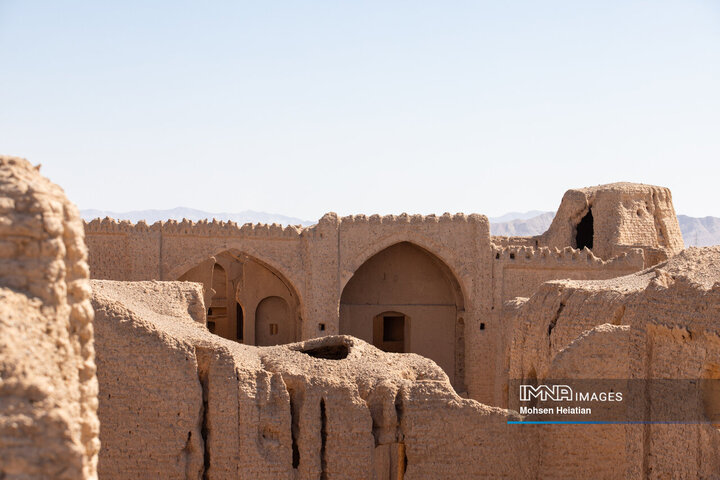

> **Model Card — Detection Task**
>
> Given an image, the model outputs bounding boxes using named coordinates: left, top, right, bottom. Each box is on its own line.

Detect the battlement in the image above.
left=491, top=243, right=645, bottom=270
left=336, top=212, right=488, bottom=226
left=84, top=217, right=304, bottom=238
left=84, top=211, right=491, bottom=241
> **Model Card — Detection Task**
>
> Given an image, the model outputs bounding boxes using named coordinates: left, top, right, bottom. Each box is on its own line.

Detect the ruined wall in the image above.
left=0, top=156, right=99, bottom=479
left=508, top=247, right=720, bottom=478
left=471, top=243, right=645, bottom=405
left=91, top=279, right=537, bottom=480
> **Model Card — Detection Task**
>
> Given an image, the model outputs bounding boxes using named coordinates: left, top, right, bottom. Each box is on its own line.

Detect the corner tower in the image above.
left=538, top=182, right=684, bottom=264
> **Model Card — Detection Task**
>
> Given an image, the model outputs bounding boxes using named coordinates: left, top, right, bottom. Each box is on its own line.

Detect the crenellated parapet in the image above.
left=84, top=211, right=490, bottom=242
left=490, top=236, right=536, bottom=248
left=84, top=216, right=304, bottom=238
left=492, top=243, right=645, bottom=270
left=337, top=212, right=487, bottom=226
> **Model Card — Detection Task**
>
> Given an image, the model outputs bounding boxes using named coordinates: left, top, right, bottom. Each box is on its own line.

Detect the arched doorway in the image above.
left=255, top=296, right=294, bottom=346
left=340, top=242, right=465, bottom=388
left=177, top=250, right=300, bottom=345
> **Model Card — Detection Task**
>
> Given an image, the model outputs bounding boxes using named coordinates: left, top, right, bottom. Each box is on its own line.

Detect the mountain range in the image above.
left=490, top=212, right=720, bottom=247
left=81, top=208, right=720, bottom=247
left=80, top=207, right=313, bottom=227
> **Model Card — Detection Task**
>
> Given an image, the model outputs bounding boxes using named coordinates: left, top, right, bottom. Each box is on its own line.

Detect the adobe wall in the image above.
left=0, top=156, right=99, bottom=479
left=85, top=213, right=493, bottom=395
left=91, top=279, right=538, bottom=480
left=508, top=247, right=720, bottom=478
left=474, top=244, right=645, bottom=404
left=83, top=182, right=684, bottom=405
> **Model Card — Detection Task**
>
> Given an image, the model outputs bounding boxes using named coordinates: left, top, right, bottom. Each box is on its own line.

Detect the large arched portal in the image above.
left=178, top=250, right=300, bottom=345
left=340, top=242, right=465, bottom=388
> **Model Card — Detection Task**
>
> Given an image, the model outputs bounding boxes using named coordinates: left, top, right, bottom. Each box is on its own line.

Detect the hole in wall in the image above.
left=318, top=323, right=326, bottom=331
left=300, top=344, right=350, bottom=360
left=480, top=323, right=485, bottom=330
left=576, top=208, right=594, bottom=250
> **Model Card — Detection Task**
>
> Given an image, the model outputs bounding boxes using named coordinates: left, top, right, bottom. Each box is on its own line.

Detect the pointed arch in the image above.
left=177, top=249, right=301, bottom=345
left=339, top=241, right=466, bottom=389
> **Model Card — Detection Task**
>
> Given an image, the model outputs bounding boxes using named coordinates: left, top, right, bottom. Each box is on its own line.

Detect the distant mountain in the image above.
left=80, top=207, right=314, bottom=226
left=490, top=212, right=555, bottom=236
left=489, top=211, right=720, bottom=247
left=488, top=210, right=550, bottom=223
left=677, top=215, right=720, bottom=247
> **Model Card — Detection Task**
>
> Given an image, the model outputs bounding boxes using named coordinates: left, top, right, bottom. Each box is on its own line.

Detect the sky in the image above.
left=0, top=1, right=718, bottom=221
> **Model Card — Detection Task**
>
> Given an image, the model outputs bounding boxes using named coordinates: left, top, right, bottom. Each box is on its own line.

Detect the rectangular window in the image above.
left=269, top=323, right=278, bottom=335
left=383, top=316, right=404, bottom=342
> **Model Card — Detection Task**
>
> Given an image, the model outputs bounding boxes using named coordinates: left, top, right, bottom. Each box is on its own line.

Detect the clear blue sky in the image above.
left=1, top=1, right=718, bottom=220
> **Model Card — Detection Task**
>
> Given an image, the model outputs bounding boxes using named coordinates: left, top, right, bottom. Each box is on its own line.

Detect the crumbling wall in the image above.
left=534, top=324, right=632, bottom=479
left=83, top=184, right=674, bottom=409
left=0, top=156, right=99, bottom=479
left=91, top=279, right=535, bottom=479
left=537, top=182, right=683, bottom=261
left=473, top=243, right=644, bottom=404
left=508, top=247, right=720, bottom=478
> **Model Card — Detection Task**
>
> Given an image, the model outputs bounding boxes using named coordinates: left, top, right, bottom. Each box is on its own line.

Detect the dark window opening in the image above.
left=373, top=313, right=406, bottom=353
left=207, top=321, right=216, bottom=333
left=318, top=323, right=326, bottom=331
left=480, top=323, right=485, bottom=330
left=509, top=253, right=515, bottom=259
left=576, top=209, right=594, bottom=250
left=383, top=316, right=404, bottom=342
left=207, top=307, right=212, bottom=316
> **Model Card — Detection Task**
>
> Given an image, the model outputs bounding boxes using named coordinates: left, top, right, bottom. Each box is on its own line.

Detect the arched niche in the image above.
left=255, top=296, right=294, bottom=346
left=177, top=249, right=300, bottom=345
left=339, top=241, right=465, bottom=388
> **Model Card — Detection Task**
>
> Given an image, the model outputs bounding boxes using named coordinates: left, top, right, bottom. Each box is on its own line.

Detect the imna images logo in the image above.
left=518, top=384, right=623, bottom=403
left=519, top=384, right=573, bottom=402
